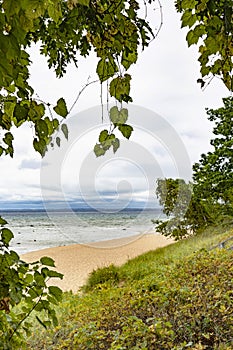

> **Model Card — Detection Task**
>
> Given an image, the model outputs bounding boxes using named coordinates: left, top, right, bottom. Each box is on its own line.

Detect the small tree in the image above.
left=154, top=178, right=213, bottom=240
left=155, top=97, right=233, bottom=240
left=193, top=97, right=233, bottom=218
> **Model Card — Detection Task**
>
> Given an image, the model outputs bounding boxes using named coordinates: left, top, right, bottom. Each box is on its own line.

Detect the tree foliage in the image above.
left=193, top=96, right=233, bottom=216
left=94, top=106, right=133, bottom=156
left=175, top=0, right=233, bottom=90
left=0, top=0, right=232, bottom=159
left=154, top=178, right=213, bottom=240
left=156, top=97, right=233, bottom=239
left=0, top=0, right=157, bottom=158
left=0, top=217, right=63, bottom=348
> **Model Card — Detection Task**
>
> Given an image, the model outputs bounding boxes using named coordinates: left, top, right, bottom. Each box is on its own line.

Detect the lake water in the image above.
left=1, top=209, right=163, bottom=254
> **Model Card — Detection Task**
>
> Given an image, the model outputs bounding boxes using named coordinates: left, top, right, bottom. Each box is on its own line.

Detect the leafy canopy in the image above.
left=0, top=0, right=156, bottom=158
left=0, top=0, right=232, bottom=159
left=175, top=0, right=233, bottom=90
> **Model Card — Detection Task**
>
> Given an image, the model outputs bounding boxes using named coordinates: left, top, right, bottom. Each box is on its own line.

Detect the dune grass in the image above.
left=27, top=225, right=233, bottom=349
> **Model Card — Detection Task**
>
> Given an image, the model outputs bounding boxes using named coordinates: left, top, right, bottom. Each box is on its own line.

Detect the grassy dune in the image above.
left=28, top=226, right=233, bottom=349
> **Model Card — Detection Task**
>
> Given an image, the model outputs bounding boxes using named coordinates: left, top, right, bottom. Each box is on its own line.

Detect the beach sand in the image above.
left=21, top=233, right=174, bottom=293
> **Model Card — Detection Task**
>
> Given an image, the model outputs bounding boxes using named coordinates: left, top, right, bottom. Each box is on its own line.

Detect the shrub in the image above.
left=83, top=264, right=120, bottom=292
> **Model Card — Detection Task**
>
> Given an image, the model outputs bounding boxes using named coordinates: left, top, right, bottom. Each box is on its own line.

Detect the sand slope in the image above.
left=21, top=233, right=174, bottom=293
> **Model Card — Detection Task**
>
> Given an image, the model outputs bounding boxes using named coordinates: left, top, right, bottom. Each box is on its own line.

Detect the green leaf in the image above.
left=24, top=274, right=34, bottom=284
left=47, top=270, right=63, bottom=279
left=53, top=119, right=59, bottom=129
left=193, top=24, right=206, bottom=38
left=181, top=0, right=196, bottom=9
left=9, top=250, right=19, bottom=262
left=48, top=286, right=63, bottom=302
left=51, top=313, right=58, bottom=327
left=61, top=123, right=69, bottom=140
left=2, top=0, right=21, bottom=16
left=99, top=129, right=108, bottom=142
left=96, top=57, right=118, bottom=83
left=44, top=117, right=54, bottom=135
left=196, top=0, right=208, bottom=11
left=34, top=302, right=44, bottom=312
left=186, top=30, right=199, bottom=46
left=33, top=138, right=47, bottom=156
left=4, top=100, right=16, bottom=121
left=40, top=256, right=55, bottom=267
left=109, top=106, right=120, bottom=124
left=28, top=288, right=38, bottom=299
left=109, top=107, right=128, bottom=124
left=181, top=10, right=197, bottom=28
left=56, top=137, right=61, bottom=147
left=109, top=74, right=132, bottom=102
left=47, top=0, right=62, bottom=23
left=36, top=119, right=49, bottom=138
left=13, top=104, right=29, bottom=123
left=29, top=102, right=45, bottom=121
left=3, top=132, right=13, bottom=146
left=34, top=272, right=46, bottom=286
left=41, top=267, right=50, bottom=277
left=118, top=124, right=133, bottom=139
left=122, top=50, right=138, bottom=70
left=101, top=139, right=112, bottom=151
left=94, top=144, right=106, bottom=157
left=119, top=108, right=128, bottom=124
left=53, top=98, right=68, bottom=118
left=1, top=228, right=14, bottom=245
left=0, top=217, right=8, bottom=226
left=112, top=138, right=120, bottom=153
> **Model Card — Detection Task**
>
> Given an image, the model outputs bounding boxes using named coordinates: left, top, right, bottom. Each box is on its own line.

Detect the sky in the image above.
left=0, top=1, right=229, bottom=211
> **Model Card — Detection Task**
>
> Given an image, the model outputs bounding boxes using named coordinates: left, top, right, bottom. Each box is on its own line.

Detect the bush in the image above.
left=83, top=264, right=120, bottom=292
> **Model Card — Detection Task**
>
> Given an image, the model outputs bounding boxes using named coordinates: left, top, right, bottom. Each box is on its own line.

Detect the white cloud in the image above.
left=19, top=159, right=41, bottom=170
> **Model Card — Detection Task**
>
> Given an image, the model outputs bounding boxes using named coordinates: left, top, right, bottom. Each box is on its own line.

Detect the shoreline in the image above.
left=21, top=233, right=174, bottom=293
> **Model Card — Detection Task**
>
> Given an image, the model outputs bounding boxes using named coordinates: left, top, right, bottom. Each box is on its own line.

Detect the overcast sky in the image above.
left=0, top=1, right=229, bottom=211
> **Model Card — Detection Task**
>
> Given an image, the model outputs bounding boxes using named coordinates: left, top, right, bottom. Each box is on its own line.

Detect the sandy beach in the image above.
left=21, top=233, right=174, bottom=293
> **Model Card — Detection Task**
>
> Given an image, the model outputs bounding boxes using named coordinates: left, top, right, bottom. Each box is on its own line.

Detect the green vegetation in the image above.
left=154, top=97, right=233, bottom=240
left=83, top=264, right=120, bottom=292
left=175, top=0, right=233, bottom=90
left=0, top=222, right=63, bottom=350
left=0, top=0, right=158, bottom=341
left=193, top=97, right=233, bottom=218
left=0, top=0, right=232, bottom=159
left=26, top=226, right=233, bottom=350
left=154, top=178, right=214, bottom=240
left=0, top=0, right=157, bottom=158
left=0, top=0, right=232, bottom=346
